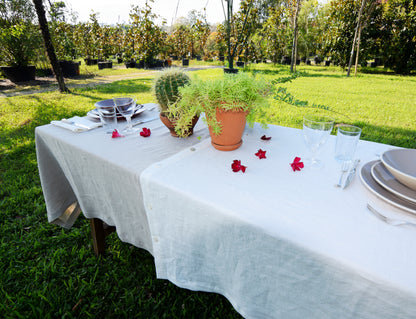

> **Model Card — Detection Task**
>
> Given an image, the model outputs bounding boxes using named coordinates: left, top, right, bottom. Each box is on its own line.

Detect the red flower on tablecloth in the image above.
left=112, top=129, right=124, bottom=138
left=261, top=135, right=272, bottom=141
left=255, top=149, right=267, bottom=159
left=140, top=127, right=151, bottom=137
left=290, top=157, right=304, bottom=172
left=231, top=160, right=247, bottom=173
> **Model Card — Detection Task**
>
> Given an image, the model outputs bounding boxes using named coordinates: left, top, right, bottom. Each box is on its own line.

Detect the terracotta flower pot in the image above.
left=159, top=113, right=199, bottom=137
left=208, top=108, right=248, bottom=151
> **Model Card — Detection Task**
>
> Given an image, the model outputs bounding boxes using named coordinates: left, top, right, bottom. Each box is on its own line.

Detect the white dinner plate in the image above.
left=371, top=161, right=416, bottom=204
left=87, top=104, right=145, bottom=120
left=360, top=160, right=416, bottom=215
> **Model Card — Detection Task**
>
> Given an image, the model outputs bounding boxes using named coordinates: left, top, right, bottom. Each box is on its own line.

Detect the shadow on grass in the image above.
left=72, top=78, right=153, bottom=99
left=360, top=67, right=396, bottom=75
left=245, top=66, right=346, bottom=79
left=355, top=121, right=416, bottom=148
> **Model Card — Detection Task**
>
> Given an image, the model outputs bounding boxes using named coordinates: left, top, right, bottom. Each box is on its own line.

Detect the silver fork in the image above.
left=367, top=203, right=416, bottom=227
left=335, top=161, right=349, bottom=188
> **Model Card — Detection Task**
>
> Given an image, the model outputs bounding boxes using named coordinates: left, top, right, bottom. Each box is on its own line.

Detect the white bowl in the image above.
left=381, top=149, right=416, bottom=191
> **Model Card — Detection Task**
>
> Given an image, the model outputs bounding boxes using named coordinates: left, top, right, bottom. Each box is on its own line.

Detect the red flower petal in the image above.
left=112, top=129, right=124, bottom=138
left=255, top=149, right=267, bottom=159
left=140, top=127, right=151, bottom=137
left=290, top=157, right=304, bottom=172
left=231, top=160, right=241, bottom=172
left=261, top=135, right=272, bottom=140
left=231, top=160, right=247, bottom=173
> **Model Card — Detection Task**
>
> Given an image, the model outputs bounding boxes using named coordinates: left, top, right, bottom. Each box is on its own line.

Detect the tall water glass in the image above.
left=334, top=124, right=361, bottom=163
left=96, top=103, right=117, bottom=134
left=303, top=114, right=335, bottom=169
left=113, top=97, right=137, bottom=134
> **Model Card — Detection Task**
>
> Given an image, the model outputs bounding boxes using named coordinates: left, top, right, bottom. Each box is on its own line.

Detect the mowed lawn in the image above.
left=0, top=64, right=415, bottom=318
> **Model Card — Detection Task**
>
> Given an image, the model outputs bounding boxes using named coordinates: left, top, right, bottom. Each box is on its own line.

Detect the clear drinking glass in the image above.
left=96, top=103, right=117, bottom=134
left=113, top=97, right=137, bottom=134
left=334, top=124, right=362, bottom=163
left=303, top=114, right=335, bottom=169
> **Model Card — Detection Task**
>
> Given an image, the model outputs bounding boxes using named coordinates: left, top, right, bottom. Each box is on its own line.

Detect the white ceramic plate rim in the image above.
left=360, top=160, right=416, bottom=215
left=381, top=149, right=416, bottom=190
left=371, top=161, right=416, bottom=204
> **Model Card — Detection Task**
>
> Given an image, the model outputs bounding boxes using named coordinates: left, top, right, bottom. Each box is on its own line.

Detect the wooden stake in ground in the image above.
left=290, top=0, right=301, bottom=73
left=32, top=0, right=69, bottom=93
left=347, top=0, right=366, bottom=77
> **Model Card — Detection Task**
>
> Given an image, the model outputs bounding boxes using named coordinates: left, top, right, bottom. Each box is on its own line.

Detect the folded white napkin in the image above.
left=51, top=116, right=102, bottom=132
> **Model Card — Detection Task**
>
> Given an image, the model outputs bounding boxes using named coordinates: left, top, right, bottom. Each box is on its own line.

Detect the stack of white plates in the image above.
left=360, top=149, right=416, bottom=214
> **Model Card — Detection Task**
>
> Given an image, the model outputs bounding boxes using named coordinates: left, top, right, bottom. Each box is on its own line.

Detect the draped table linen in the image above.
left=35, top=110, right=210, bottom=253
left=36, top=115, right=416, bottom=318
left=140, top=123, right=416, bottom=319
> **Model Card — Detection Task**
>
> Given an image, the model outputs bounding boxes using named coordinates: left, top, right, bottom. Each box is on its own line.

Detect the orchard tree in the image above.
left=72, top=13, right=101, bottom=60
left=97, top=25, right=115, bottom=59
left=49, top=21, right=76, bottom=60
left=129, top=0, right=166, bottom=65
left=321, top=0, right=381, bottom=69
left=379, top=0, right=416, bottom=74
left=214, top=26, right=227, bottom=57
left=172, top=22, right=192, bottom=58
left=206, top=30, right=225, bottom=58
left=321, top=0, right=357, bottom=68
left=47, top=0, right=66, bottom=21
left=187, top=10, right=211, bottom=58
left=259, top=2, right=294, bottom=63
left=0, top=0, right=42, bottom=67
left=109, top=24, right=126, bottom=58
left=33, top=0, right=68, bottom=92
left=88, top=12, right=102, bottom=59
left=220, top=0, right=259, bottom=70
left=297, top=0, right=323, bottom=61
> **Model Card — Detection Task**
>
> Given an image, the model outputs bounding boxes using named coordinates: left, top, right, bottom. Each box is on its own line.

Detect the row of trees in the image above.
left=1, top=0, right=415, bottom=74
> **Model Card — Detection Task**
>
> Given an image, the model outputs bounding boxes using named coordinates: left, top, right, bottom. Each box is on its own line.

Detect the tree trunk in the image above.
left=33, top=0, right=69, bottom=93
left=290, top=0, right=301, bottom=73
left=222, top=0, right=253, bottom=71
left=226, top=0, right=234, bottom=70
left=354, top=21, right=363, bottom=76
left=347, top=0, right=366, bottom=77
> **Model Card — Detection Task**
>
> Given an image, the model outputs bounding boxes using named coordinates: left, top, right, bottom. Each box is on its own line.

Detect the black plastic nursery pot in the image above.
left=1, top=65, right=36, bottom=82
left=98, top=61, right=113, bottom=69
left=84, top=58, right=98, bottom=65
left=223, top=67, right=239, bottom=74
left=58, top=60, right=80, bottom=77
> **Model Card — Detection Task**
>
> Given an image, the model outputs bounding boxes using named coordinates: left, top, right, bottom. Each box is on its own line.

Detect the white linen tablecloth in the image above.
left=140, top=123, right=416, bottom=319
left=35, top=110, right=210, bottom=253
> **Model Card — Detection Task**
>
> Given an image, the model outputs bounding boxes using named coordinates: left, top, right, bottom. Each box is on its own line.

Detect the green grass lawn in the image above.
left=1, top=64, right=415, bottom=318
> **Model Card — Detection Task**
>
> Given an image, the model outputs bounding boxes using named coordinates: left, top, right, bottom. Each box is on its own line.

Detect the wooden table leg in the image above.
left=89, top=218, right=116, bottom=256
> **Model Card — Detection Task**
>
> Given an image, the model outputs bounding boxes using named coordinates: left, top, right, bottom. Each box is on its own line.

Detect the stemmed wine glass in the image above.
left=113, top=97, right=137, bottom=134
left=303, top=114, right=334, bottom=169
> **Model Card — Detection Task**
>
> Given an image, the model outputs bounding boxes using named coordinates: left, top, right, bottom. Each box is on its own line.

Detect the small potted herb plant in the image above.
left=153, top=68, right=199, bottom=137
left=174, top=72, right=272, bottom=151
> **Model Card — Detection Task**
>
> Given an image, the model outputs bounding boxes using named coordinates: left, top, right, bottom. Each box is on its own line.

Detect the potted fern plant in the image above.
left=153, top=68, right=199, bottom=137
left=174, top=72, right=272, bottom=151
